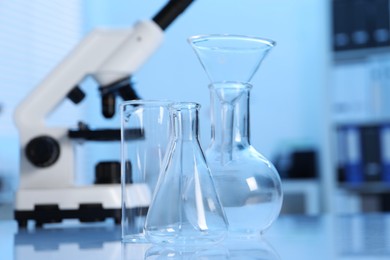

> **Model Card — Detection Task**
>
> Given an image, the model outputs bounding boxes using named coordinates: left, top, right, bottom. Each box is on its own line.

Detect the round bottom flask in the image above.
left=206, top=82, right=283, bottom=236
left=144, top=102, right=228, bottom=250
left=188, top=34, right=283, bottom=237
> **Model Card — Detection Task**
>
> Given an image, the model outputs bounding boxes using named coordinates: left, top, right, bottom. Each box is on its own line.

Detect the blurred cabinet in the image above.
left=330, top=0, right=390, bottom=213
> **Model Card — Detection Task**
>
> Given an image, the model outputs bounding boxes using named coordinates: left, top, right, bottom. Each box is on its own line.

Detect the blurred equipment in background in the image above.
left=13, top=0, right=195, bottom=227
left=274, top=148, right=318, bottom=179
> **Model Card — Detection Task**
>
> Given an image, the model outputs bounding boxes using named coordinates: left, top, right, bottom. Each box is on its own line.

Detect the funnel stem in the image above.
left=221, top=103, right=234, bottom=164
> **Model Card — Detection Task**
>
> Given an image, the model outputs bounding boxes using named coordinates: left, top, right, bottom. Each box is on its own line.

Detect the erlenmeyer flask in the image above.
left=144, top=102, right=228, bottom=250
left=188, top=34, right=283, bottom=236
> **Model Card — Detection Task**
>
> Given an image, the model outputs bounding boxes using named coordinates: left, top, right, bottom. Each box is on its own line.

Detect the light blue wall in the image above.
left=0, top=0, right=331, bottom=201
left=82, top=0, right=331, bottom=160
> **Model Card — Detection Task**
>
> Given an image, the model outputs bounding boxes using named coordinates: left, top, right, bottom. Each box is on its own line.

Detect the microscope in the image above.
left=14, top=0, right=195, bottom=227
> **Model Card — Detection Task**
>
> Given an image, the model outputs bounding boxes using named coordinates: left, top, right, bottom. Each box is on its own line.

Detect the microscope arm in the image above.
left=14, top=21, right=163, bottom=130
left=14, top=21, right=163, bottom=189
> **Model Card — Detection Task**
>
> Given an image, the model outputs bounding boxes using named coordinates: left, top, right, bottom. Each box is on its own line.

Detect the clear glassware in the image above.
left=121, top=100, right=172, bottom=243
left=144, top=102, right=228, bottom=250
left=144, top=245, right=229, bottom=259
left=225, top=236, right=281, bottom=260
left=188, top=34, right=275, bottom=83
left=188, top=34, right=283, bottom=236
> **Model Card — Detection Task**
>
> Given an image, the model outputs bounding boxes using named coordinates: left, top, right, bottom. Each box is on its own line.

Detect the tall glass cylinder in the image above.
left=121, top=100, right=172, bottom=243
left=188, top=34, right=283, bottom=236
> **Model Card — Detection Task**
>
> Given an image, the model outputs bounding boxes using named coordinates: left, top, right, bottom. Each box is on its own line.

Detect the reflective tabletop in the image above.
left=2, top=214, right=390, bottom=259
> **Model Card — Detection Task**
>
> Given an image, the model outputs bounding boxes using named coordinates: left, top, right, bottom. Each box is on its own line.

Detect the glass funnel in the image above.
left=144, top=102, right=228, bottom=250
left=188, top=34, right=283, bottom=236
left=188, top=34, right=275, bottom=83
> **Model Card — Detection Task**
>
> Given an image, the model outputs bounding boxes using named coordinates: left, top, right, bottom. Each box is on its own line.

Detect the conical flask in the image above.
left=188, top=34, right=283, bottom=236
left=144, top=102, right=228, bottom=249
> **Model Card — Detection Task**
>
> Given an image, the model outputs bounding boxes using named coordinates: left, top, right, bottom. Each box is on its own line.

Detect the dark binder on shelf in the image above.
left=380, top=125, right=390, bottom=182
left=350, top=0, right=372, bottom=49
left=332, top=0, right=352, bottom=51
left=341, top=126, right=364, bottom=183
left=336, top=127, right=347, bottom=182
left=372, top=0, right=390, bottom=47
left=360, top=126, right=382, bottom=182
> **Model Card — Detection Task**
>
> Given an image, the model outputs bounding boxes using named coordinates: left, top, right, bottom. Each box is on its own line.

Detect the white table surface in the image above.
left=1, top=213, right=390, bottom=260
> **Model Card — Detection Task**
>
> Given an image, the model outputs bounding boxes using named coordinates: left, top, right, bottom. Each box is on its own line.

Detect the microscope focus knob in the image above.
left=25, top=136, right=60, bottom=167
left=95, top=161, right=121, bottom=184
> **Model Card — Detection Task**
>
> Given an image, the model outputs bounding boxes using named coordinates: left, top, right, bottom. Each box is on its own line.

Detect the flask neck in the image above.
left=171, top=103, right=200, bottom=141
left=209, top=82, right=251, bottom=150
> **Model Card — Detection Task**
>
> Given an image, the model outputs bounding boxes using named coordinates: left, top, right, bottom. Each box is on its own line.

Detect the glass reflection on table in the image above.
left=7, top=214, right=390, bottom=259
left=122, top=236, right=280, bottom=260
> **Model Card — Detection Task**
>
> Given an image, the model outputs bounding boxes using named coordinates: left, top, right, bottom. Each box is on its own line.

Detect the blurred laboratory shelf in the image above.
left=334, top=185, right=390, bottom=214
left=334, top=46, right=390, bottom=63
left=280, top=180, right=320, bottom=215
left=339, top=182, right=390, bottom=194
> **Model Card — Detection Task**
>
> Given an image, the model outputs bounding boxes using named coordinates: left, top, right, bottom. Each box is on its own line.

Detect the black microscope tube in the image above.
left=153, top=0, right=195, bottom=30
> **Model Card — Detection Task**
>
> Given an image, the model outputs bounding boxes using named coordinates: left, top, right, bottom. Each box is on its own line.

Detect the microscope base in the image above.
left=15, top=205, right=123, bottom=227
left=14, top=184, right=150, bottom=227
